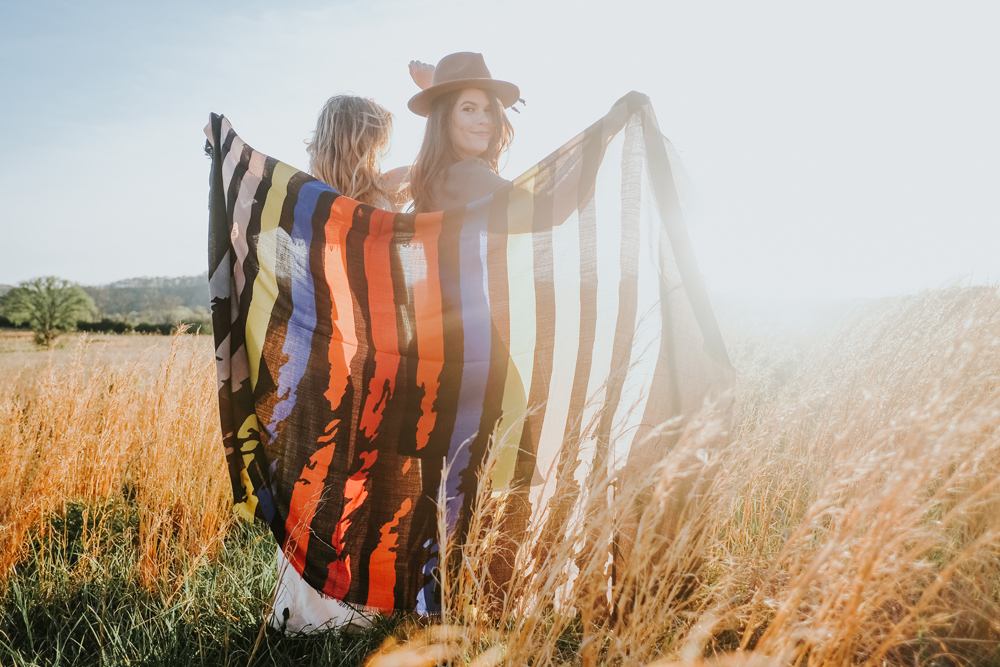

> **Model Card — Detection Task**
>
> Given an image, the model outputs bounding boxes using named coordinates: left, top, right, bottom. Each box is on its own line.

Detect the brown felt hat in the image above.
left=407, top=52, right=520, bottom=117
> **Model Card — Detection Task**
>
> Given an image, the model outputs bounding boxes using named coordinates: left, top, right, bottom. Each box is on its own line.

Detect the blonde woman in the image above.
left=270, top=94, right=406, bottom=635
left=306, top=93, right=408, bottom=211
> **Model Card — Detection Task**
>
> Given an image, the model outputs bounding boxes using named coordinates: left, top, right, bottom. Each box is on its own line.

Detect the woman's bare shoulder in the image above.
left=382, top=165, right=410, bottom=186
left=381, top=166, right=411, bottom=211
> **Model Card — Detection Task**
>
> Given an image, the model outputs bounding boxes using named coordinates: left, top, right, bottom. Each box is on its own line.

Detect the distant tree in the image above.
left=1, top=276, right=96, bottom=347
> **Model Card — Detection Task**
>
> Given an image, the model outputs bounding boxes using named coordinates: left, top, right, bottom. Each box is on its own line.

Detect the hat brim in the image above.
left=407, top=79, right=520, bottom=117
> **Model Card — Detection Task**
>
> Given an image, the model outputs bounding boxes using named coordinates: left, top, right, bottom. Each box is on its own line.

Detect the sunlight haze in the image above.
left=1, top=0, right=997, bottom=300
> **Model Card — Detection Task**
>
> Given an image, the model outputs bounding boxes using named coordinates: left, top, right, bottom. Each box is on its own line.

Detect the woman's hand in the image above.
left=409, top=60, right=435, bottom=90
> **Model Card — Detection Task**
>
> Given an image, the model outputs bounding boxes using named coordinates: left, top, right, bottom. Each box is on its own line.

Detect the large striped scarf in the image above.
left=206, top=92, right=733, bottom=614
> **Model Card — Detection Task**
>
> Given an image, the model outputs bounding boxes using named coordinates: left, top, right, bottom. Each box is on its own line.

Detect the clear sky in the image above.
left=1, top=0, right=997, bottom=299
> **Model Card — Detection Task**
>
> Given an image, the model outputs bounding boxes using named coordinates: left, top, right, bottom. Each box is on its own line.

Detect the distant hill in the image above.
left=0, top=285, right=12, bottom=297
left=84, top=273, right=210, bottom=323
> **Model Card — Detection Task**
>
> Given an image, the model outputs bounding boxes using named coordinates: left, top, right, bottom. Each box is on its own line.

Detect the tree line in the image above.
left=0, top=274, right=212, bottom=346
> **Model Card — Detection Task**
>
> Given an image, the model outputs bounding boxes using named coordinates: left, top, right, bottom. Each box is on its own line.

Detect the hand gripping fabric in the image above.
left=206, top=92, right=734, bottom=614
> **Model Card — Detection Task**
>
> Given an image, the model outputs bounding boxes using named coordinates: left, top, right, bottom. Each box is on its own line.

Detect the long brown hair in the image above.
left=306, top=95, right=394, bottom=207
left=409, top=88, right=514, bottom=213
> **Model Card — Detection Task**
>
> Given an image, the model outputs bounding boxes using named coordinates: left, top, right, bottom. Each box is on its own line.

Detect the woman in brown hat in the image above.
left=406, top=52, right=519, bottom=212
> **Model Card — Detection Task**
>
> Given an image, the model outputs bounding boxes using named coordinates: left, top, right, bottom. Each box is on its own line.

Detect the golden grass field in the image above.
left=3, top=287, right=1000, bottom=666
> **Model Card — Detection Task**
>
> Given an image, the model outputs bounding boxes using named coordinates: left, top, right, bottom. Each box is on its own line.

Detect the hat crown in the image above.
left=407, top=52, right=518, bottom=117
left=431, top=52, right=493, bottom=87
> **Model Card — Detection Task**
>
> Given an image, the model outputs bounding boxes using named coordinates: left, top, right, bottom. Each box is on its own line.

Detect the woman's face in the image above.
left=449, top=88, right=493, bottom=161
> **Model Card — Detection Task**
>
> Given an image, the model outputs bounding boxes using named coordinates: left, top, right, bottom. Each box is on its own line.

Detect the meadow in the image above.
left=2, top=287, right=999, bottom=667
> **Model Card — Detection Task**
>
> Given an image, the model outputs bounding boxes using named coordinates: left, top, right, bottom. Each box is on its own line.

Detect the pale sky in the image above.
left=1, top=0, right=997, bottom=299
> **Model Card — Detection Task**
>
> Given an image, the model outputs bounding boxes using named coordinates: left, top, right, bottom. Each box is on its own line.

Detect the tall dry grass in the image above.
left=3, top=287, right=1000, bottom=666
left=372, top=287, right=1000, bottom=667
left=0, top=333, right=232, bottom=591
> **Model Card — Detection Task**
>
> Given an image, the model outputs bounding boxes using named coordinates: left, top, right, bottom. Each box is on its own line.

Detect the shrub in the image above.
left=0, top=315, right=29, bottom=330
left=76, top=318, right=134, bottom=334
left=134, top=322, right=174, bottom=335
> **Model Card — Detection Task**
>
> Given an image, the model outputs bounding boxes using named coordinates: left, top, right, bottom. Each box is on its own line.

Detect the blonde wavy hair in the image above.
left=307, top=95, right=393, bottom=207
